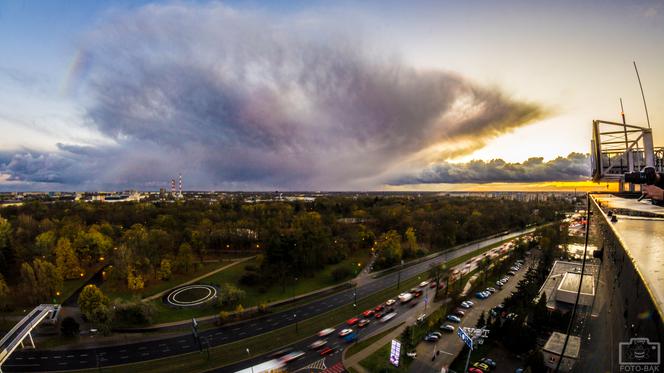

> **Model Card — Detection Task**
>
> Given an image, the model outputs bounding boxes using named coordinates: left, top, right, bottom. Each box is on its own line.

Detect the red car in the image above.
left=362, top=309, right=375, bottom=318
left=429, top=282, right=437, bottom=288
left=319, top=347, right=334, bottom=356
left=375, top=312, right=383, bottom=319
left=346, top=317, right=360, bottom=326
left=468, top=368, right=483, bottom=373
left=374, top=305, right=384, bottom=312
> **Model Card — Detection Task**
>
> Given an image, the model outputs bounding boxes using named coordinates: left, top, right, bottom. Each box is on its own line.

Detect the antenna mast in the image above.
left=633, top=61, right=651, bottom=128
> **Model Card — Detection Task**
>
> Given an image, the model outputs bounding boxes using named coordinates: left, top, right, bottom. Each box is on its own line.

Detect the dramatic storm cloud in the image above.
left=2, top=3, right=546, bottom=190
left=393, top=153, right=590, bottom=184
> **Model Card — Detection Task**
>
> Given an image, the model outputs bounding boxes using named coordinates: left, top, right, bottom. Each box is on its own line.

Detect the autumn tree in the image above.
left=0, top=273, right=10, bottom=310
left=175, top=243, right=194, bottom=273
left=55, top=238, right=84, bottom=280
left=78, top=284, right=110, bottom=321
left=404, top=227, right=418, bottom=258
left=374, top=230, right=402, bottom=270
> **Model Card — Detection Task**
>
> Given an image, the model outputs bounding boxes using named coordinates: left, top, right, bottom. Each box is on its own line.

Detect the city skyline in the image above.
left=1, top=0, right=663, bottom=191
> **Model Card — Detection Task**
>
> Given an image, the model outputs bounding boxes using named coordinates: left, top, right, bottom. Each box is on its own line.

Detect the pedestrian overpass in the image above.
left=0, top=304, right=59, bottom=372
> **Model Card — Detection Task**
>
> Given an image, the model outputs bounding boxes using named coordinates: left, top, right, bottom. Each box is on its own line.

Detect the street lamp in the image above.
left=246, top=348, right=254, bottom=373
left=353, top=290, right=357, bottom=308
left=294, top=313, right=298, bottom=333
left=397, top=259, right=404, bottom=289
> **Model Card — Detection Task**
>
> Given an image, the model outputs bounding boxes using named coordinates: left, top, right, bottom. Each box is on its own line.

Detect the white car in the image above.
left=385, top=299, right=396, bottom=306
left=407, top=351, right=417, bottom=358
left=338, top=328, right=353, bottom=337
left=318, top=328, right=335, bottom=337
left=417, top=313, right=426, bottom=323
left=309, top=339, right=327, bottom=349
left=280, top=351, right=305, bottom=364
left=419, top=281, right=429, bottom=287
left=381, top=312, right=398, bottom=323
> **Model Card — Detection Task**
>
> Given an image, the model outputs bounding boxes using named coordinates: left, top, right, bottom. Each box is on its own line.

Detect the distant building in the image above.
left=538, top=260, right=598, bottom=312
left=542, top=332, right=581, bottom=372
left=91, top=191, right=142, bottom=203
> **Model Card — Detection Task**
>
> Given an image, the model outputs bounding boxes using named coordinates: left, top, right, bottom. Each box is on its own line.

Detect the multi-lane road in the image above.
left=3, top=228, right=534, bottom=372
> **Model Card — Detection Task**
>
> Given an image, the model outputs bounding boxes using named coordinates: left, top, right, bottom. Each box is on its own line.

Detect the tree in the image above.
left=157, top=259, right=172, bottom=280
left=55, top=238, right=84, bottom=280
left=218, top=283, right=245, bottom=307
left=374, top=230, right=402, bottom=269
left=533, top=292, right=549, bottom=331
left=20, top=259, right=62, bottom=303
left=404, top=227, right=418, bottom=258
left=35, top=231, right=57, bottom=257
left=0, top=216, right=10, bottom=274
left=476, top=311, right=486, bottom=328
left=60, top=316, right=80, bottom=337
left=175, top=243, right=194, bottom=273
left=78, top=285, right=110, bottom=321
left=218, top=311, right=231, bottom=325
left=0, top=274, right=10, bottom=310
left=127, top=269, right=145, bottom=291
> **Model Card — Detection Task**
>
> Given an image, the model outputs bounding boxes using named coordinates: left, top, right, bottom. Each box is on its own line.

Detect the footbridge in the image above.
left=0, top=304, right=59, bottom=372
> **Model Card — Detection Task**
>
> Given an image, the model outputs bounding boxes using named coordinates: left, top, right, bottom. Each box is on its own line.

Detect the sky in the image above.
left=0, top=0, right=663, bottom=191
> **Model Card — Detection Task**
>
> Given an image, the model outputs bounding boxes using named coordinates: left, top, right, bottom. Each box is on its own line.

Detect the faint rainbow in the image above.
left=61, top=49, right=92, bottom=95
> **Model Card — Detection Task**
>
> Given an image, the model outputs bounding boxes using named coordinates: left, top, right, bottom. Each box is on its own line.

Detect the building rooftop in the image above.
left=543, top=332, right=581, bottom=359
left=539, top=260, right=598, bottom=310
left=592, top=194, right=664, bottom=319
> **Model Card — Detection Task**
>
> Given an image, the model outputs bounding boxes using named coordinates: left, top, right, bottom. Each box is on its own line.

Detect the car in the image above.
left=464, top=300, right=475, bottom=306
left=506, top=313, right=518, bottom=321
left=423, top=333, right=439, bottom=342
left=440, top=323, right=455, bottom=332
left=460, top=301, right=471, bottom=309
left=318, top=328, right=335, bottom=337
left=510, top=267, right=520, bottom=271
left=270, top=347, right=294, bottom=358
left=384, top=306, right=395, bottom=314
left=496, top=280, right=504, bottom=287
left=346, top=317, right=360, bottom=326
left=374, top=305, right=384, bottom=312
left=381, top=312, right=397, bottom=322
left=362, top=309, right=374, bottom=318
left=468, top=368, right=484, bottom=373
left=429, top=281, right=437, bottom=288
left=338, top=328, right=353, bottom=337
left=374, top=312, right=383, bottom=319
left=482, top=291, right=491, bottom=297
left=501, top=277, right=509, bottom=282
left=280, top=351, right=305, bottom=364
left=419, top=281, right=429, bottom=287
left=308, top=339, right=327, bottom=349
left=446, top=315, right=461, bottom=323
left=475, top=291, right=488, bottom=299
left=417, top=313, right=426, bottom=323
left=487, top=287, right=497, bottom=293
left=385, top=299, right=396, bottom=306
left=453, top=309, right=465, bottom=317
left=319, top=346, right=334, bottom=356
left=409, top=300, right=419, bottom=308
left=480, top=357, right=497, bottom=369
left=358, top=319, right=370, bottom=327
left=430, top=331, right=442, bottom=338
left=406, top=351, right=417, bottom=358
left=472, top=361, right=491, bottom=371
left=507, top=271, right=516, bottom=276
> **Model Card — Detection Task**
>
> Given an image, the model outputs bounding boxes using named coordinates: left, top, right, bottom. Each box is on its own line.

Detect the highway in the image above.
left=3, top=228, right=534, bottom=372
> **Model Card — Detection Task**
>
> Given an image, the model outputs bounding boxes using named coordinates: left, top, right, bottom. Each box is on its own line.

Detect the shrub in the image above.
left=239, top=271, right=260, bottom=286
left=60, top=316, right=80, bottom=337
left=331, top=266, right=352, bottom=282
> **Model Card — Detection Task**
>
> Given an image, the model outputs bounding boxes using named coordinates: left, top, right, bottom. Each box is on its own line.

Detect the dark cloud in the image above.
left=2, top=3, right=545, bottom=190
left=392, top=153, right=590, bottom=184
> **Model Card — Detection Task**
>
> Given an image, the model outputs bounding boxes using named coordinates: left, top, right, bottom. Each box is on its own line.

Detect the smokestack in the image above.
left=171, top=179, right=175, bottom=196
left=179, top=173, right=183, bottom=197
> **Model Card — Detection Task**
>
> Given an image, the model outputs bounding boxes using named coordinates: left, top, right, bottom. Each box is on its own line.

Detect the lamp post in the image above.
left=247, top=348, right=254, bottom=373
left=294, top=313, right=298, bottom=333
left=353, top=289, right=357, bottom=308
left=397, top=259, right=404, bottom=289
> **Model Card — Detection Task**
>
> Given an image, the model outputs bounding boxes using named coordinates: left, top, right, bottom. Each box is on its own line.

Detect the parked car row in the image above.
left=468, top=357, right=497, bottom=372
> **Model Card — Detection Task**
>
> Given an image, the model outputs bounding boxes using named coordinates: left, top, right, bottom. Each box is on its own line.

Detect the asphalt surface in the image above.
left=3, top=228, right=534, bottom=372
left=408, top=255, right=536, bottom=373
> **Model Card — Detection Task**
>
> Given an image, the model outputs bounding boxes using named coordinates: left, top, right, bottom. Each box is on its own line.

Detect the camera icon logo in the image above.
left=619, top=338, right=661, bottom=368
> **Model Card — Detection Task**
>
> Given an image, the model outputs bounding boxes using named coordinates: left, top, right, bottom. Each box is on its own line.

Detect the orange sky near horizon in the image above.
left=384, top=180, right=620, bottom=193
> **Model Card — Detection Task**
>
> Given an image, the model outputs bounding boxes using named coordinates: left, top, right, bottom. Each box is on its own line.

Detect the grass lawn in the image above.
left=147, top=251, right=370, bottom=324
left=100, top=261, right=227, bottom=301
left=358, top=340, right=410, bottom=373
left=346, top=323, right=404, bottom=358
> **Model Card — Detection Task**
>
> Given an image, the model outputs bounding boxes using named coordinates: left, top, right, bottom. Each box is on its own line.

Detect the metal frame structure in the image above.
left=0, top=304, right=59, bottom=372
left=591, top=120, right=663, bottom=191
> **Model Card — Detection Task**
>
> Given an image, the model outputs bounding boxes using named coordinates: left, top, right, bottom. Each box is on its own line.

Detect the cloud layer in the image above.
left=392, top=153, right=590, bottom=184
left=2, top=3, right=545, bottom=190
